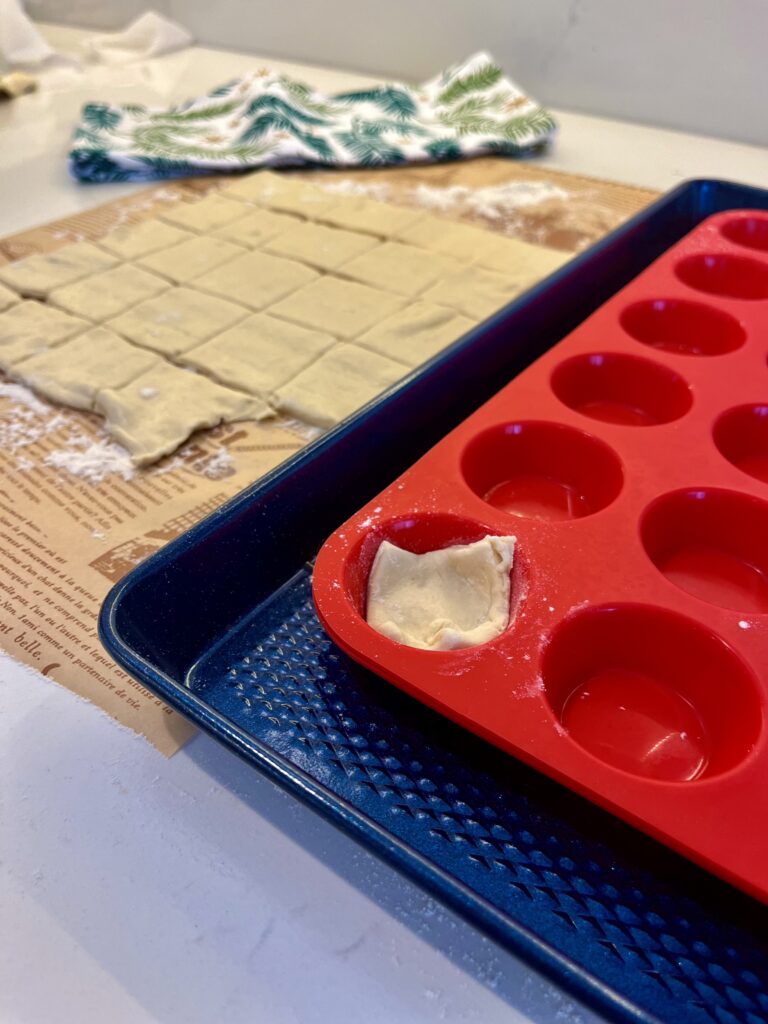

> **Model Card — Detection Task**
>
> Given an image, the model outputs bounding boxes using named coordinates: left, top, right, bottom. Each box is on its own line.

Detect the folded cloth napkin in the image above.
left=69, top=51, right=556, bottom=183
left=82, top=11, right=193, bottom=65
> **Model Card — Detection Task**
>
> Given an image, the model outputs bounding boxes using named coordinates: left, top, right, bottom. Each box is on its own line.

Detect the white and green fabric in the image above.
left=69, top=52, right=556, bottom=183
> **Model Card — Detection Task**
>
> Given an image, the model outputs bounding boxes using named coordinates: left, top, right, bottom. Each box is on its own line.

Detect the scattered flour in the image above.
left=281, top=416, right=323, bottom=443
left=0, top=374, right=242, bottom=485
left=319, top=177, right=571, bottom=220
left=518, top=676, right=544, bottom=699
left=201, top=448, right=234, bottom=479
left=320, top=178, right=391, bottom=201
left=0, top=382, right=50, bottom=416
left=0, top=383, right=50, bottom=451
left=44, top=441, right=135, bottom=484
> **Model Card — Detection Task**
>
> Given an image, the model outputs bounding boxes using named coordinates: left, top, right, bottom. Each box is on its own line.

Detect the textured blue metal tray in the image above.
left=101, top=180, right=768, bottom=1024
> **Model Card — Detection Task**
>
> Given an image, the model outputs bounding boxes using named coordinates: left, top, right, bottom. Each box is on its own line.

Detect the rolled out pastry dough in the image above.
left=366, top=535, right=516, bottom=651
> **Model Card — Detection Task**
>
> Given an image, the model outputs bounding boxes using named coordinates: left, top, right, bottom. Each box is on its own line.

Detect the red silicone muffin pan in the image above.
left=313, top=210, right=768, bottom=901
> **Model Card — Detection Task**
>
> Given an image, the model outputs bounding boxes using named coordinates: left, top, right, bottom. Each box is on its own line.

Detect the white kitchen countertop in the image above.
left=2, top=23, right=765, bottom=1024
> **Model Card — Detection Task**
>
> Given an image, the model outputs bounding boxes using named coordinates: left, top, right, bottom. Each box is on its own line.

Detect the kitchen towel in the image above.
left=69, top=52, right=556, bottom=183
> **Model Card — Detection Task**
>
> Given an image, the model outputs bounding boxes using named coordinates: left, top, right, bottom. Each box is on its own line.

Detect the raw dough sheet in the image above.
left=0, top=168, right=569, bottom=464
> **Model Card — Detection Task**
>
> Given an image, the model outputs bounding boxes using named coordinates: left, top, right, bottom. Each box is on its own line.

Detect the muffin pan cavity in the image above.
left=641, top=488, right=768, bottom=613
left=620, top=298, right=745, bottom=355
left=714, top=403, right=768, bottom=483
left=460, top=420, right=623, bottom=521
left=720, top=214, right=768, bottom=253
left=675, top=253, right=768, bottom=300
left=542, top=603, right=761, bottom=782
left=551, top=351, right=692, bottom=425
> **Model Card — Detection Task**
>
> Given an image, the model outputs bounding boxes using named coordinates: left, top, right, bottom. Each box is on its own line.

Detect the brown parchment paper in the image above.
left=0, top=161, right=659, bottom=755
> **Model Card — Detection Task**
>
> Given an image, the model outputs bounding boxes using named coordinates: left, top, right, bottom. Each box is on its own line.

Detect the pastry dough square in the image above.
left=356, top=302, right=475, bottom=366
left=49, top=264, right=169, bottom=321
left=159, top=193, right=245, bottom=233
left=195, top=250, right=318, bottom=309
left=274, top=343, right=407, bottom=427
left=183, top=313, right=335, bottom=395
left=340, top=241, right=464, bottom=296
left=263, top=180, right=337, bottom=220
left=0, top=301, right=89, bottom=369
left=321, top=197, right=423, bottom=238
left=396, top=216, right=507, bottom=262
left=473, top=236, right=570, bottom=277
left=107, top=287, right=248, bottom=356
left=220, top=170, right=300, bottom=205
left=268, top=275, right=404, bottom=339
left=223, top=171, right=335, bottom=218
left=138, top=236, right=246, bottom=283
left=367, top=535, right=515, bottom=650
left=16, top=328, right=158, bottom=409
left=213, top=208, right=301, bottom=247
left=96, top=361, right=272, bottom=465
left=97, top=218, right=194, bottom=259
left=264, top=222, right=377, bottom=271
left=0, top=242, right=117, bottom=298
left=422, top=266, right=523, bottom=320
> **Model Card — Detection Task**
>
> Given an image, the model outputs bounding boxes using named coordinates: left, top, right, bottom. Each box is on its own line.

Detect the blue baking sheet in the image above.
left=101, top=179, right=768, bottom=1024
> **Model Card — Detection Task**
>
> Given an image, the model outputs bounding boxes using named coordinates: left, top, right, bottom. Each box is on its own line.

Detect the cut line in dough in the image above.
left=321, top=197, right=423, bottom=238
left=97, top=218, right=194, bottom=259
left=366, top=535, right=516, bottom=651
left=268, top=275, right=404, bottom=338
left=213, top=208, right=301, bottom=248
left=0, top=242, right=116, bottom=298
left=0, top=282, right=19, bottom=312
left=0, top=301, right=89, bottom=369
left=274, top=342, right=407, bottom=427
left=264, top=221, right=377, bottom=271
left=49, top=263, right=170, bottom=322
left=159, top=193, right=245, bottom=233
left=107, top=287, right=249, bottom=356
left=339, top=241, right=464, bottom=297
left=421, top=265, right=522, bottom=320
left=356, top=301, right=475, bottom=367
left=194, top=250, right=319, bottom=309
left=16, top=328, right=159, bottom=410
left=183, top=313, right=335, bottom=395
left=138, top=235, right=247, bottom=284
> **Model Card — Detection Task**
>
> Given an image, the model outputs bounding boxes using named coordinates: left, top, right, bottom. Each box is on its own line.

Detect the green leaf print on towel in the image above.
left=436, top=62, right=503, bottom=106
left=82, top=104, right=123, bottom=132
left=246, top=95, right=332, bottom=126
left=335, top=86, right=418, bottom=120
left=334, top=120, right=407, bottom=165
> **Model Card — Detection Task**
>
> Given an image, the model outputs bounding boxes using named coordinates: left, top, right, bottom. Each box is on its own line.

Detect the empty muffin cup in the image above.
left=641, top=488, right=768, bottom=613
left=675, top=254, right=768, bottom=300
left=542, top=603, right=762, bottom=781
left=720, top=215, right=768, bottom=253
left=551, top=352, right=692, bottom=425
left=461, top=421, right=623, bottom=522
left=714, top=404, right=768, bottom=484
left=620, top=298, right=746, bottom=356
